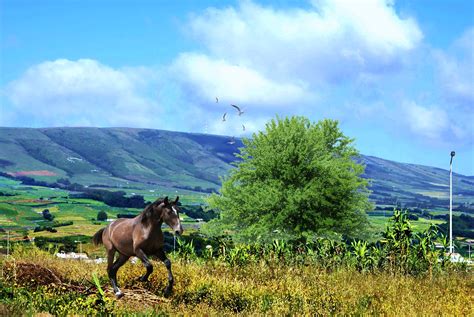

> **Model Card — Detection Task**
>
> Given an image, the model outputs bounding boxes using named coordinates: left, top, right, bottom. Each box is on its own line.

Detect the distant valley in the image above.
left=0, top=127, right=473, bottom=210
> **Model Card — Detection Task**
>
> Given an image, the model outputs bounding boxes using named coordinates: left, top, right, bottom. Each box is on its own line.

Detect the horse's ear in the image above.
left=174, top=196, right=179, bottom=204
left=164, top=196, right=169, bottom=205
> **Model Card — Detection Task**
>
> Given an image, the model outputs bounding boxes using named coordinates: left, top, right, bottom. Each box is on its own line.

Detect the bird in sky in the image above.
left=216, top=97, right=219, bottom=103
left=231, top=104, right=244, bottom=116
left=222, top=113, right=227, bottom=122
left=242, top=124, right=246, bottom=131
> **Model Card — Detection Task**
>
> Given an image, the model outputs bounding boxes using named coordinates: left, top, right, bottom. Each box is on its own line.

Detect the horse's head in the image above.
left=159, top=196, right=183, bottom=236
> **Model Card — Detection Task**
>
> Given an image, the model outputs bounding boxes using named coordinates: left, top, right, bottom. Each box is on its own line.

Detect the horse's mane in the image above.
left=141, top=198, right=166, bottom=224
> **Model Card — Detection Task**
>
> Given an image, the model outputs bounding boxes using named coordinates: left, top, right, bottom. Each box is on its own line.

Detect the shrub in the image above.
left=42, top=209, right=54, bottom=221
left=97, top=211, right=108, bottom=221
left=206, top=116, right=372, bottom=243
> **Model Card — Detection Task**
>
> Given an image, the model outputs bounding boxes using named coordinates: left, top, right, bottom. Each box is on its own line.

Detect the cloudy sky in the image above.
left=1, top=0, right=473, bottom=175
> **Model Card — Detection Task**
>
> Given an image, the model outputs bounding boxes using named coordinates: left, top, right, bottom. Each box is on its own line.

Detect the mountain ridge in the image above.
left=1, top=127, right=473, bottom=209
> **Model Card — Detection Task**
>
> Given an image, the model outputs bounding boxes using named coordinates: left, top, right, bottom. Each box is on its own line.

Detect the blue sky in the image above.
left=1, top=0, right=473, bottom=175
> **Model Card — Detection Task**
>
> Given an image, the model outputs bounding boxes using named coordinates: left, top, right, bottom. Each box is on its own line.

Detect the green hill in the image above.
left=0, top=127, right=472, bottom=210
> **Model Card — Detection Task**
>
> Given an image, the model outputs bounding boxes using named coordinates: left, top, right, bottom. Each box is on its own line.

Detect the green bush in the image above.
left=206, top=116, right=372, bottom=243
left=97, top=211, right=108, bottom=221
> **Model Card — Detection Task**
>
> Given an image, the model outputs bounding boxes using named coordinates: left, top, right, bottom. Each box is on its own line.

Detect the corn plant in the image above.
left=381, top=210, right=413, bottom=273
left=226, top=244, right=254, bottom=266
left=176, top=238, right=196, bottom=261
left=407, top=224, right=439, bottom=274
left=352, top=241, right=370, bottom=272
left=272, top=239, right=290, bottom=261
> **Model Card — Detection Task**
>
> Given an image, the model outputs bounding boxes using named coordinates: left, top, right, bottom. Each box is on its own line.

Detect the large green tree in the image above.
left=205, top=116, right=372, bottom=242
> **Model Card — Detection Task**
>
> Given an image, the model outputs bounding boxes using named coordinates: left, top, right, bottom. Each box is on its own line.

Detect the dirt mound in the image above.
left=3, top=262, right=62, bottom=286
left=108, top=288, right=170, bottom=309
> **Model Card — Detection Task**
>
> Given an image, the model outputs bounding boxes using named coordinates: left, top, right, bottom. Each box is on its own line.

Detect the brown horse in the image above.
left=92, top=196, right=183, bottom=298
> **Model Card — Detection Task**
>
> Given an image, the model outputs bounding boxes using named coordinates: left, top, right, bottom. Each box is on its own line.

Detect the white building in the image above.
left=56, top=251, right=88, bottom=260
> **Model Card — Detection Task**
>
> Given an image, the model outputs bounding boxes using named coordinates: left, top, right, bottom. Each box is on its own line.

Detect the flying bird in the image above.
left=242, top=124, right=246, bottom=131
left=227, top=136, right=236, bottom=145
left=216, top=97, right=219, bottom=103
left=231, top=104, right=244, bottom=116
left=222, top=112, right=227, bottom=122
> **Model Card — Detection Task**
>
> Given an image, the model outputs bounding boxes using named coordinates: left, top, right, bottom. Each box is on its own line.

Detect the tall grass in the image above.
left=1, top=211, right=473, bottom=315
left=1, top=246, right=472, bottom=316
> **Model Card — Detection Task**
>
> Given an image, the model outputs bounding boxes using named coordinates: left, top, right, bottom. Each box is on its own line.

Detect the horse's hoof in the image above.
left=137, top=276, right=148, bottom=282
left=115, top=291, right=124, bottom=299
left=164, top=287, right=172, bottom=298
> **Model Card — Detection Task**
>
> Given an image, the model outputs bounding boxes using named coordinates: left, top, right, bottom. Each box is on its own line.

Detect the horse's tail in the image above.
left=92, top=227, right=106, bottom=246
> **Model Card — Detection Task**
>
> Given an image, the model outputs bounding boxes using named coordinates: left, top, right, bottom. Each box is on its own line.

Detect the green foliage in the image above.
left=344, top=210, right=447, bottom=275
left=92, top=272, right=105, bottom=298
left=182, top=205, right=218, bottom=222
left=206, top=116, right=372, bottom=243
left=380, top=210, right=443, bottom=275
left=42, top=209, right=54, bottom=221
left=34, top=221, right=74, bottom=233
left=176, top=238, right=197, bottom=261
left=80, top=189, right=146, bottom=208
left=352, top=240, right=370, bottom=271
left=2, top=126, right=474, bottom=212
left=0, top=284, right=115, bottom=315
left=178, top=210, right=461, bottom=276
left=438, top=214, right=474, bottom=239
left=97, top=211, right=108, bottom=221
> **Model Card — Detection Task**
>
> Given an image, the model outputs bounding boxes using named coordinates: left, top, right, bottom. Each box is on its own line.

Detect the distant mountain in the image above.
left=0, top=127, right=472, bottom=209
left=359, top=155, right=473, bottom=209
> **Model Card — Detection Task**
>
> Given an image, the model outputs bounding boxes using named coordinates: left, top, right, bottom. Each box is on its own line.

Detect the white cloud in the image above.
left=185, top=0, right=422, bottom=85
left=401, top=101, right=464, bottom=141
left=170, top=53, right=313, bottom=108
left=2, top=1, right=428, bottom=142
left=434, top=27, right=474, bottom=108
left=167, top=0, right=423, bottom=125
left=5, top=59, right=159, bottom=127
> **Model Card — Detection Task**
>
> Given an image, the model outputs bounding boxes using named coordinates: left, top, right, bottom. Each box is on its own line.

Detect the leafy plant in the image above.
left=91, top=272, right=105, bottom=298
left=206, top=116, right=372, bottom=243
left=352, top=240, right=370, bottom=272
left=176, top=238, right=196, bottom=261
left=96, top=211, right=108, bottom=221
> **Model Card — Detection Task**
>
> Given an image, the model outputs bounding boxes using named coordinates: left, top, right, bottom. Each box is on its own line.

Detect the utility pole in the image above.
left=6, top=231, right=10, bottom=257
left=468, top=240, right=472, bottom=260
left=449, top=151, right=455, bottom=255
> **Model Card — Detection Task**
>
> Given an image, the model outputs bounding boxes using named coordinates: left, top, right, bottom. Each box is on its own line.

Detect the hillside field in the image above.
left=1, top=168, right=473, bottom=315
left=0, top=176, right=460, bottom=241
left=1, top=127, right=473, bottom=212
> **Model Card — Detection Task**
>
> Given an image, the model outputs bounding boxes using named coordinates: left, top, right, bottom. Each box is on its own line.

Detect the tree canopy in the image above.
left=205, top=116, right=372, bottom=243
left=97, top=211, right=108, bottom=221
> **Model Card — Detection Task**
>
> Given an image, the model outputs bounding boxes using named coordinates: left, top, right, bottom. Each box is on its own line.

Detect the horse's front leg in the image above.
left=135, top=248, right=153, bottom=282
left=156, top=248, right=173, bottom=297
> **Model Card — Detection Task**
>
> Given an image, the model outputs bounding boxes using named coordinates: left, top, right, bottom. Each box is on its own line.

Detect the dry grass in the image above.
left=1, top=247, right=473, bottom=316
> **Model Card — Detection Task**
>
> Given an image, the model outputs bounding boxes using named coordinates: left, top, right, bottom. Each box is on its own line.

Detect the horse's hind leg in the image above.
left=107, top=250, right=130, bottom=298
left=135, top=248, right=153, bottom=282
left=156, top=248, right=173, bottom=297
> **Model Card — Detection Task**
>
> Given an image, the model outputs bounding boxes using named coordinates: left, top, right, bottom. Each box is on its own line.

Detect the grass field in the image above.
left=0, top=176, right=203, bottom=232
left=1, top=176, right=473, bottom=315
left=1, top=176, right=451, bottom=235
left=0, top=247, right=472, bottom=316
left=1, top=175, right=471, bottom=255
left=367, top=215, right=444, bottom=232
